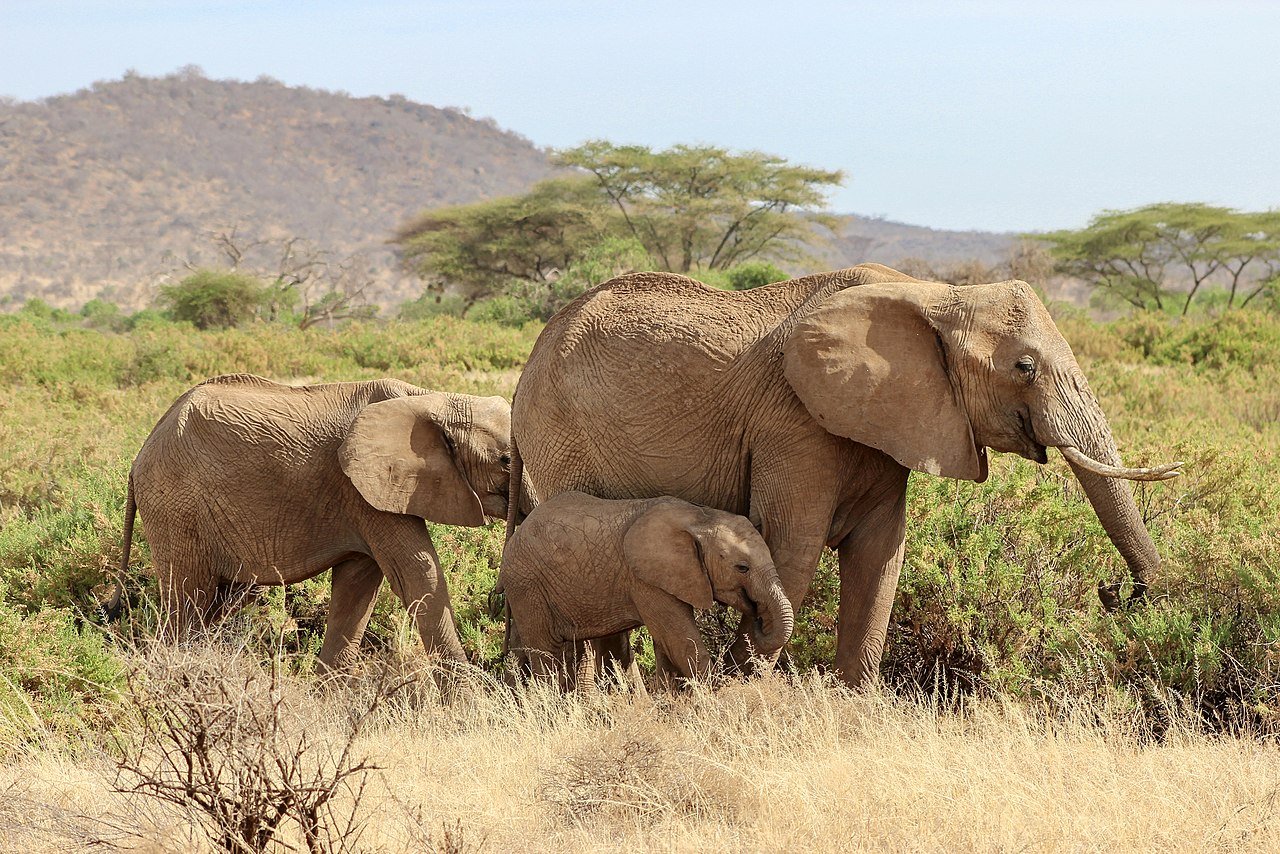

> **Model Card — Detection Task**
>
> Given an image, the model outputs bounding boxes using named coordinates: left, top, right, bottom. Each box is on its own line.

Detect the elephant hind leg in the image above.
left=316, top=556, right=383, bottom=674
left=152, top=550, right=223, bottom=643
left=583, top=632, right=646, bottom=693
left=205, top=581, right=260, bottom=625
left=523, top=643, right=575, bottom=692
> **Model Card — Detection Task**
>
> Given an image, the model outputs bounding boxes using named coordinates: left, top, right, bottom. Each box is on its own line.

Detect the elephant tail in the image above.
left=102, top=472, right=136, bottom=622
left=499, top=417, right=522, bottom=668
left=501, top=599, right=513, bottom=659
left=504, top=429, right=524, bottom=542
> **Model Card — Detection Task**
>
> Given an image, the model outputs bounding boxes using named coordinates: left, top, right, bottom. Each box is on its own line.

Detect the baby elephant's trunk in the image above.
left=748, top=575, right=795, bottom=655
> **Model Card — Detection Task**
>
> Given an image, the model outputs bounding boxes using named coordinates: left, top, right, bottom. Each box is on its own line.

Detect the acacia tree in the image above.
left=1036, top=204, right=1280, bottom=314
left=553, top=141, right=844, bottom=273
left=394, top=176, right=615, bottom=310
left=1038, top=208, right=1173, bottom=311
left=1217, top=210, right=1280, bottom=308
left=393, top=142, right=845, bottom=309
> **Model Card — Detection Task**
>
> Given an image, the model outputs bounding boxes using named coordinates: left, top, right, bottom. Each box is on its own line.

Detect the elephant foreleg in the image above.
left=365, top=518, right=466, bottom=663
left=316, top=556, right=383, bottom=674
left=634, top=588, right=708, bottom=691
left=835, top=483, right=907, bottom=688
left=582, top=632, right=645, bottom=692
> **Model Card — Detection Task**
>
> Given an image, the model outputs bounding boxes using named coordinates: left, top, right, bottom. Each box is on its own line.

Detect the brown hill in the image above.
left=0, top=69, right=555, bottom=310
left=823, top=214, right=1016, bottom=271
left=0, top=69, right=1026, bottom=312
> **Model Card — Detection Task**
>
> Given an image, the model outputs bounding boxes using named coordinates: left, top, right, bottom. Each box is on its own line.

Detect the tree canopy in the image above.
left=159, top=269, right=270, bottom=330
left=1035, top=204, right=1280, bottom=314
left=394, top=176, right=614, bottom=307
left=393, top=141, right=845, bottom=309
left=553, top=140, right=844, bottom=273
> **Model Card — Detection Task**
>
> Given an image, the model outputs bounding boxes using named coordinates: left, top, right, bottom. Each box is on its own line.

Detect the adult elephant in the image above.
left=507, top=264, right=1180, bottom=687
left=117, top=373, right=511, bottom=671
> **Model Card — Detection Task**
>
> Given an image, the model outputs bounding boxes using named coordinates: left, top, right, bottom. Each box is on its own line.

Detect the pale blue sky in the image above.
left=3, top=1, right=1277, bottom=232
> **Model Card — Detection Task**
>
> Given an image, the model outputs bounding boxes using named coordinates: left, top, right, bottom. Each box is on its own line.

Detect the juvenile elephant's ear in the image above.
left=339, top=396, right=486, bottom=526
left=782, top=281, right=985, bottom=482
left=623, top=503, right=715, bottom=611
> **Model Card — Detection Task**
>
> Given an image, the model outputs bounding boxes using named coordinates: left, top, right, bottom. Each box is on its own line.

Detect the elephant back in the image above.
left=510, top=266, right=900, bottom=508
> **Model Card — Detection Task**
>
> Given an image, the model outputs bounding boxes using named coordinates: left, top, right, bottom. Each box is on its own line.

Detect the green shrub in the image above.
left=78, top=299, right=128, bottom=332
left=18, top=298, right=75, bottom=322
left=468, top=295, right=538, bottom=328
left=1162, top=311, right=1280, bottom=372
left=398, top=293, right=469, bottom=320
left=0, top=597, right=124, bottom=749
left=158, top=269, right=271, bottom=330
left=725, top=261, right=789, bottom=290
left=124, top=308, right=176, bottom=331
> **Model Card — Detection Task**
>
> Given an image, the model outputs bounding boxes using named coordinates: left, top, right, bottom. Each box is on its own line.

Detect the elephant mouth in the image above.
left=480, top=491, right=509, bottom=520
left=1015, top=411, right=1049, bottom=464
left=733, top=593, right=769, bottom=637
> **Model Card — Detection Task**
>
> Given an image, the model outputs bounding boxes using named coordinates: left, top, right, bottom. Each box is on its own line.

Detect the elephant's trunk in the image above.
left=748, top=575, right=795, bottom=654
left=1044, top=375, right=1173, bottom=607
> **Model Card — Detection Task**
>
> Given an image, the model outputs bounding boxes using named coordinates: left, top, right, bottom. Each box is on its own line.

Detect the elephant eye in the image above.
left=1015, top=356, right=1036, bottom=379
left=499, top=454, right=511, bottom=468
left=735, top=563, right=751, bottom=574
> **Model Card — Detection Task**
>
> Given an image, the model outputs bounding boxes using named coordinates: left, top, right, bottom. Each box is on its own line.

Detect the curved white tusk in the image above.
left=1060, top=445, right=1183, bottom=482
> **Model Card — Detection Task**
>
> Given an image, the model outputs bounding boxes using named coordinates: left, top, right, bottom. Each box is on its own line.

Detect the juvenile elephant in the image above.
left=117, top=373, right=510, bottom=671
left=509, top=265, right=1182, bottom=687
left=500, top=492, right=793, bottom=690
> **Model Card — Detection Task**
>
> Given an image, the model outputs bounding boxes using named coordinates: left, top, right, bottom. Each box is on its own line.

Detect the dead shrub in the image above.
left=537, top=719, right=739, bottom=825
left=110, top=641, right=410, bottom=853
left=395, top=808, right=484, bottom=854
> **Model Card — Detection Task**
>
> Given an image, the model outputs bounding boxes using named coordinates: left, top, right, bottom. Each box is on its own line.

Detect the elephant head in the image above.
left=783, top=277, right=1181, bottom=605
left=623, top=501, right=795, bottom=653
left=339, top=392, right=512, bottom=526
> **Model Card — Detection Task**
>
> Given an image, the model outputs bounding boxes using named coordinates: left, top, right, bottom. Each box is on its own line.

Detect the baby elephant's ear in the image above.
left=339, top=396, right=485, bottom=527
left=622, top=504, right=715, bottom=611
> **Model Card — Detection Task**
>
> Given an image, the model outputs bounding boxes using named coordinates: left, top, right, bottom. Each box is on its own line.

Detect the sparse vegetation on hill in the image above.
left=1, top=69, right=1036, bottom=315
left=0, top=68, right=555, bottom=310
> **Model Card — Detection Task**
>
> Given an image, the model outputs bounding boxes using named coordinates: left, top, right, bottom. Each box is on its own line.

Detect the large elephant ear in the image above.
left=339, top=396, right=485, bottom=526
left=622, top=503, right=715, bottom=611
left=782, top=281, right=985, bottom=482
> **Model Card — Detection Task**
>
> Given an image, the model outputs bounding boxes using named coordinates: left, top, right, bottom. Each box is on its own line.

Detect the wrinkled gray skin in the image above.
left=501, top=492, right=793, bottom=691
left=118, top=374, right=510, bottom=671
left=509, top=265, right=1180, bottom=688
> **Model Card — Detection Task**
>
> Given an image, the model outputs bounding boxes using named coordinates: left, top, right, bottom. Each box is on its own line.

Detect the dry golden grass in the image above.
left=3, top=644, right=1279, bottom=853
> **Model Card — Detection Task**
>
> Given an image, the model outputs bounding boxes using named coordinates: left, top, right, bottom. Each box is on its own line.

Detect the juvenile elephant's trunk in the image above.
left=748, top=576, right=795, bottom=654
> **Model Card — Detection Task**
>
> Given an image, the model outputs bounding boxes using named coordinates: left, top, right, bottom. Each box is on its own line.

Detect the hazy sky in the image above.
left=3, top=1, right=1278, bottom=232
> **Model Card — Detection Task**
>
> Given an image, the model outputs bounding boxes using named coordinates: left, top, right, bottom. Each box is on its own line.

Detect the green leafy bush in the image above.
left=725, top=261, right=789, bottom=290
left=158, top=269, right=271, bottom=330
left=0, top=597, right=124, bottom=749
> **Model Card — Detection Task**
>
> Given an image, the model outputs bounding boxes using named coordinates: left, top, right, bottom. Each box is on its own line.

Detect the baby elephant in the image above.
left=116, top=373, right=511, bottom=672
left=500, top=491, right=794, bottom=689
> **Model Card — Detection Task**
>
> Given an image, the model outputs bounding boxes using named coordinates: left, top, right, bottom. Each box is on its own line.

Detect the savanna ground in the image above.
left=2, top=303, right=1279, bottom=851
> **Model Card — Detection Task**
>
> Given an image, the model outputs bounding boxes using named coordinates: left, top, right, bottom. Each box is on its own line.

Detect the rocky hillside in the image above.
left=1, top=70, right=1021, bottom=311
left=0, top=70, right=554, bottom=309
left=824, top=214, right=1015, bottom=271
